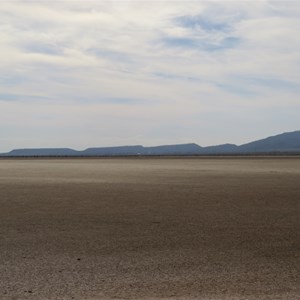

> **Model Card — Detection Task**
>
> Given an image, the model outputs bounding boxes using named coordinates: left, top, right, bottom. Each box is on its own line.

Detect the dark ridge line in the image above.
left=1, top=130, right=299, bottom=157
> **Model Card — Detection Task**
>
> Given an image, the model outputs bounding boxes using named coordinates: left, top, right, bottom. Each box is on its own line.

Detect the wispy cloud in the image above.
left=0, top=0, right=299, bottom=151
left=162, top=35, right=240, bottom=51
left=175, top=15, right=230, bottom=32
left=0, top=92, right=49, bottom=102
left=22, top=42, right=63, bottom=56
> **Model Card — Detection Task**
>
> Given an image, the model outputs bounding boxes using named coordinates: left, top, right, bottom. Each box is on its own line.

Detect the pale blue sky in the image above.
left=0, top=0, right=299, bottom=152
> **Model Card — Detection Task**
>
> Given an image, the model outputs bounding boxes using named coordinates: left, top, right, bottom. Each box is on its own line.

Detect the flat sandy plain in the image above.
left=0, top=157, right=299, bottom=300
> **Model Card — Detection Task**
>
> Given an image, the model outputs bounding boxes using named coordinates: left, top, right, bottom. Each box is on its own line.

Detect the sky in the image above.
left=0, top=0, right=300, bottom=152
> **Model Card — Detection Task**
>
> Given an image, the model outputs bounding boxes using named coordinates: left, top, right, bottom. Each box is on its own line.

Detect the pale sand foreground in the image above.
left=0, top=158, right=299, bottom=300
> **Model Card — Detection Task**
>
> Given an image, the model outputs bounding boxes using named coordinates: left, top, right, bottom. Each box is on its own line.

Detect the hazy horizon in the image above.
left=1, top=1, right=300, bottom=152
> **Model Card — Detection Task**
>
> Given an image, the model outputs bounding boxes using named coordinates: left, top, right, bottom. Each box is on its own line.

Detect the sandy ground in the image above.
left=0, top=157, right=299, bottom=300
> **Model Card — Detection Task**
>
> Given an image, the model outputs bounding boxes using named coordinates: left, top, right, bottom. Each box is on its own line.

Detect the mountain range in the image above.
left=1, top=131, right=300, bottom=157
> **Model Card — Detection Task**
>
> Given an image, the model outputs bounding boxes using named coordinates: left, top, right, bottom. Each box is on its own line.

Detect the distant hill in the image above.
left=237, top=131, right=300, bottom=153
left=82, top=146, right=145, bottom=156
left=4, top=148, right=78, bottom=156
left=1, top=131, right=299, bottom=156
left=83, top=143, right=202, bottom=156
left=143, top=143, right=202, bottom=155
left=201, top=143, right=238, bottom=154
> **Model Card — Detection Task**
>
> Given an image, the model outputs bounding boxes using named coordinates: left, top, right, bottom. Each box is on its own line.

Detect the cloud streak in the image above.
left=0, top=0, right=299, bottom=151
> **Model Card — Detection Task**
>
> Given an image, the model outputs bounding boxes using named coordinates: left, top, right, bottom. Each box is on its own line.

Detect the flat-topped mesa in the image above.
left=2, top=148, right=78, bottom=156
left=144, top=143, right=202, bottom=155
left=82, top=145, right=145, bottom=156
left=202, top=143, right=238, bottom=154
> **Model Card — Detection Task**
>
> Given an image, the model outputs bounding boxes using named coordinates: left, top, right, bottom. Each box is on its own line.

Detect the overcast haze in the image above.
left=1, top=0, right=300, bottom=152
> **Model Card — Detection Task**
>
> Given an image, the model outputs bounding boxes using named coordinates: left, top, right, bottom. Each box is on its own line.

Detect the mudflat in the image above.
left=0, top=158, right=299, bottom=300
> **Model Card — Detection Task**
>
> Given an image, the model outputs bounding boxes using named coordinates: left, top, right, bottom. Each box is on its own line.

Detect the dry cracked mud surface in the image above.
left=0, top=157, right=299, bottom=299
